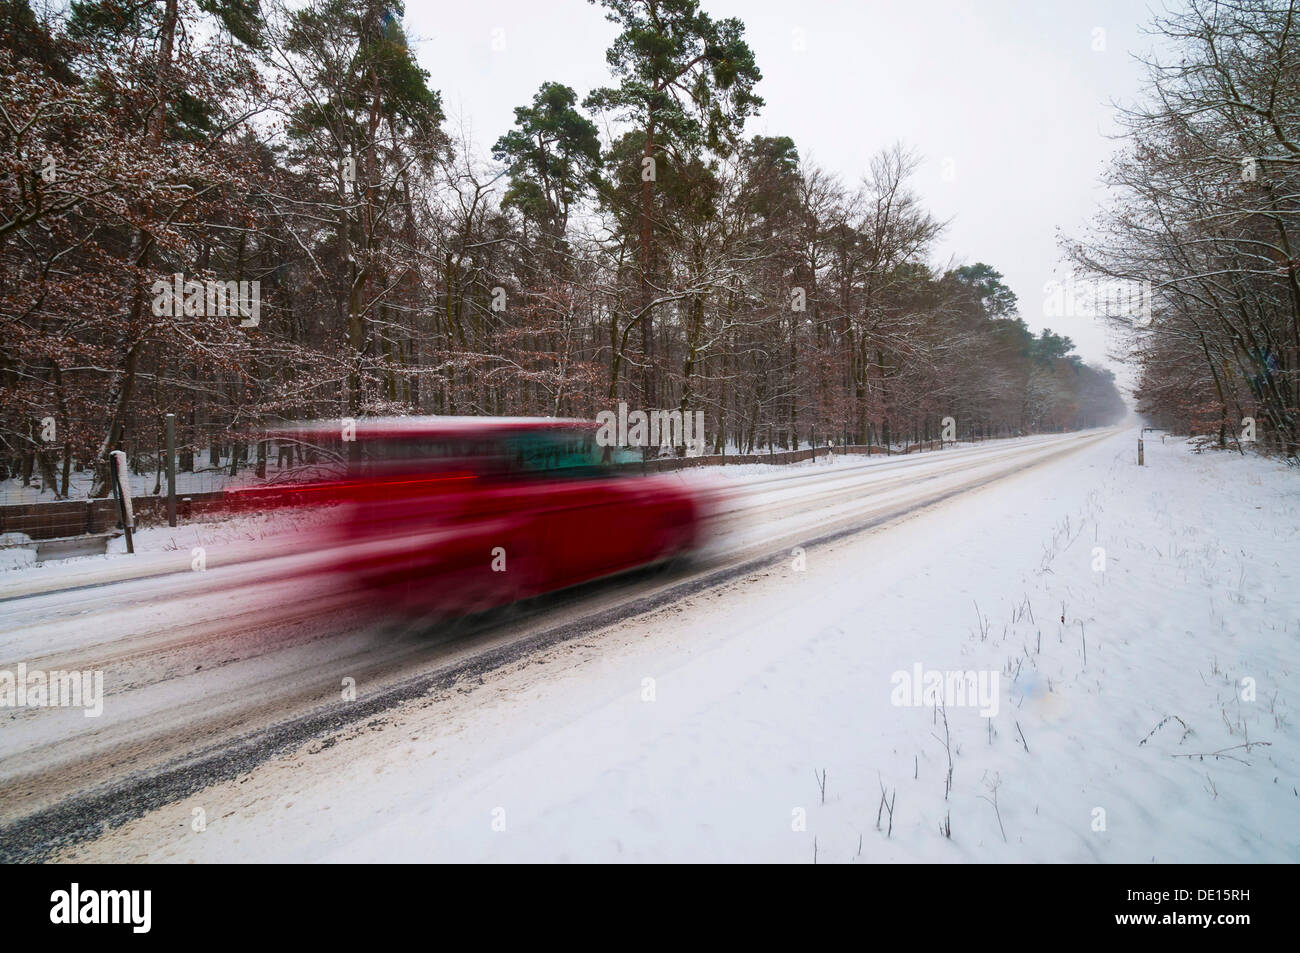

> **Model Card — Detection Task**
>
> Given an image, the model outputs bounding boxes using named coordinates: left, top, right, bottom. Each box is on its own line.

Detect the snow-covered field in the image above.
left=49, top=427, right=1299, bottom=862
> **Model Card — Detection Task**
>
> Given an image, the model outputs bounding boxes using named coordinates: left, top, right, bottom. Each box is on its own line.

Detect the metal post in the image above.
left=165, top=412, right=177, bottom=527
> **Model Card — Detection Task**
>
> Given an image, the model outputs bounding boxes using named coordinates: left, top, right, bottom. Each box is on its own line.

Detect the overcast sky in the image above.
left=402, top=0, right=1158, bottom=379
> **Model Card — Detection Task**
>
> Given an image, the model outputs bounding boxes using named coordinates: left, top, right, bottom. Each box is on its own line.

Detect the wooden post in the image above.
left=165, top=413, right=177, bottom=527
left=109, top=450, right=135, bottom=554
left=1137, top=437, right=1144, bottom=466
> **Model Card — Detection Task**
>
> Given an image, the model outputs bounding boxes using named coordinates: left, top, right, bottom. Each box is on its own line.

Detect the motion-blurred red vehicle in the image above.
left=228, top=417, right=706, bottom=616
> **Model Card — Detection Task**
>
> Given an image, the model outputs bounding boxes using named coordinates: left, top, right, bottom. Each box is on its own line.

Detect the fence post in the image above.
left=109, top=450, right=135, bottom=554
left=165, top=412, right=177, bottom=527
left=1137, top=436, right=1144, bottom=466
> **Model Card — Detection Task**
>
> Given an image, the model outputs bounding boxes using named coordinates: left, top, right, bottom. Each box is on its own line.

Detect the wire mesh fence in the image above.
left=0, top=411, right=335, bottom=546
left=0, top=409, right=358, bottom=506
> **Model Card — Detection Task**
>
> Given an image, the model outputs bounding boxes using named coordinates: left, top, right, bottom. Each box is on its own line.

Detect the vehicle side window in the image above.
left=506, top=430, right=607, bottom=478
left=354, top=437, right=508, bottom=477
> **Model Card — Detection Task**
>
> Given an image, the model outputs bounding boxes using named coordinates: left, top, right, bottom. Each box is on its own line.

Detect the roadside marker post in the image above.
left=165, top=413, right=177, bottom=527
left=109, top=450, right=135, bottom=554
left=1138, top=427, right=1157, bottom=466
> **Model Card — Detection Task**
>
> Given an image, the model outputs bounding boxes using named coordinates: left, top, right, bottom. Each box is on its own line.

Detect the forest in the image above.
left=1070, top=0, right=1299, bottom=458
left=1, top=0, right=1128, bottom=498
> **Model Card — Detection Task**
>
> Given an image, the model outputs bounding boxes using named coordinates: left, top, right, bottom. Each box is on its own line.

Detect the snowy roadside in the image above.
left=0, top=506, right=343, bottom=593
left=55, top=426, right=1299, bottom=862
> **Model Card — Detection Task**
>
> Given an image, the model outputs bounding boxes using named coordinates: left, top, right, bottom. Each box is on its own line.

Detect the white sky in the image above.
left=404, top=0, right=1158, bottom=376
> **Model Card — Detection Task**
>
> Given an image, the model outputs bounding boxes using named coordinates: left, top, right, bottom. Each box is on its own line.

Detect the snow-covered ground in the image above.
left=2, top=466, right=239, bottom=504
left=51, top=427, right=1299, bottom=862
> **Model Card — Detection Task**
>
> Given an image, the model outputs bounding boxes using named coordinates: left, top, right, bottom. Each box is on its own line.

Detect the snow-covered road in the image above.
left=6, top=426, right=1296, bottom=862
